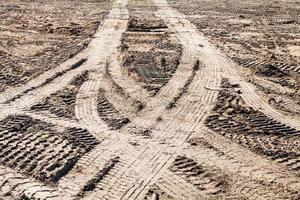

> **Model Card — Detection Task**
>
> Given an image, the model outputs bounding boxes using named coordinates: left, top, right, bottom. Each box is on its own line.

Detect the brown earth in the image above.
left=0, top=0, right=299, bottom=199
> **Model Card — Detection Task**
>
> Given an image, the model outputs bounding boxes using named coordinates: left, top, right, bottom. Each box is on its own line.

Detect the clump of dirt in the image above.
left=128, top=0, right=157, bottom=12
left=130, top=126, right=152, bottom=136
left=128, top=13, right=167, bottom=31
left=144, top=185, right=175, bottom=200
left=187, top=137, right=225, bottom=155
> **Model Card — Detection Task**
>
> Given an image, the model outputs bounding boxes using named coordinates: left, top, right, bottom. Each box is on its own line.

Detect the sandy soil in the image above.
left=168, top=0, right=300, bottom=116
left=0, top=0, right=299, bottom=199
left=0, top=0, right=110, bottom=92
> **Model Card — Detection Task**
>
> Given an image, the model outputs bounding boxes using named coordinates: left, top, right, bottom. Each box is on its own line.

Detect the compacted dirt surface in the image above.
left=0, top=0, right=299, bottom=199
left=0, top=0, right=110, bottom=93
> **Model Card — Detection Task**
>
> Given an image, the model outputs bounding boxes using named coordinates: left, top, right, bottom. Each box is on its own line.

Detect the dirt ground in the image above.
left=169, top=0, right=300, bottom=115
left=0, top=0, right=110, bottom=92
left=0, top=0, right=299, bottom=199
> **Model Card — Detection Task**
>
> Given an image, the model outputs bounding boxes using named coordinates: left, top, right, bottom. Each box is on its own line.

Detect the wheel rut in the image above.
left=79, top=0, right=300, bottom=199
left=1, top=0, right=299, bottom=199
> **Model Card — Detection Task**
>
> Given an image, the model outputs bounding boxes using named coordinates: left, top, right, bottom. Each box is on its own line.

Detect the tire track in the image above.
left=75, top=0, right=129, bottom=130
left=183, top=132, right=300, bottom=199
left=0, top=1, right=132, bottom=198
left=95, top=0, right=300, bottom=199
left=216, top=53, right=300, bottom=130
left=75, top=68, right=109, bottom=129
left=0, top=0, right=129, bottom=122
left=0, top=54, right=88, bottom=105
left=83, top=1, right=217, bottom=196
left=102, top=61, right=144, bottom=118
left=1, top=0, right=299, bottom=199
left=108, top=48, right=151, bottom=105
left=0, top=165, right=62, bottom=200
left=154, top=170, right=204, bottom=200
left=119, top=10, right=199, bottom=130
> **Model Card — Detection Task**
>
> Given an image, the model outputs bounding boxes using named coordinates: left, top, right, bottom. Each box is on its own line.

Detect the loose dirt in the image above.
left=0, top=0, right=299, bottom=199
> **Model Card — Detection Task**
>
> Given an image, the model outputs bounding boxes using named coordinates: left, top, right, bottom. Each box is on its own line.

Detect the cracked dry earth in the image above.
left=0, top=0, right=300, bottom=199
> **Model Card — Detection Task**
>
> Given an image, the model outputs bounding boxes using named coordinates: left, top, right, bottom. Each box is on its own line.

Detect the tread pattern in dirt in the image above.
left=30, top=70, right=90, bottom=120
left=231, top=57, right=300, bottom=74
left=0, top=114, right=99, bottom=184
left=0, top=0, right=109, bottom=93
left=97, top=90, right=130, bottom=130
left=204, top=78, right=300, bottom=174
left=169, top=156, right=228, bottom=196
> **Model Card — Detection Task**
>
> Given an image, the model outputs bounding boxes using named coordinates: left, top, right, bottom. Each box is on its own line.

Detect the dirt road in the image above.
left=0, top=0, right=299, bottom=199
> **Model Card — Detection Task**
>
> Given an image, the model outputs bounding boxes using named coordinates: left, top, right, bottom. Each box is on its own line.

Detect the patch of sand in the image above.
left=287, top=45, right=300, bottom=57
